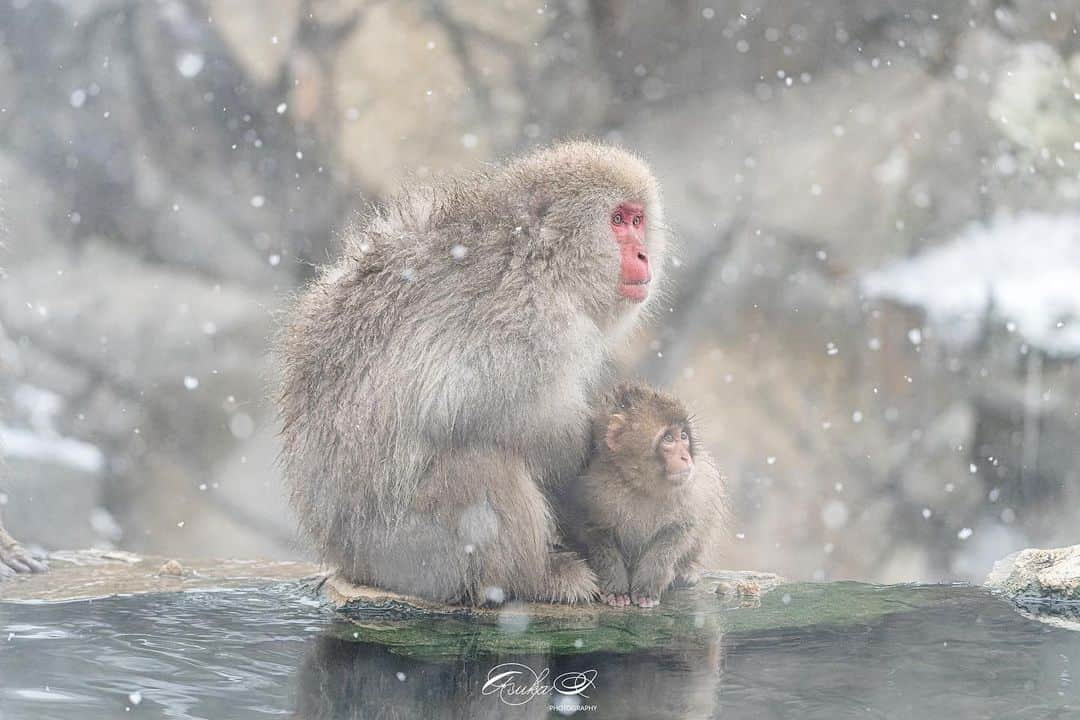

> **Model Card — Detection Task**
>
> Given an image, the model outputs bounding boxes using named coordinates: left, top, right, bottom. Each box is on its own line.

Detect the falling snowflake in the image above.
left=176, top=52, right=205, bottom=78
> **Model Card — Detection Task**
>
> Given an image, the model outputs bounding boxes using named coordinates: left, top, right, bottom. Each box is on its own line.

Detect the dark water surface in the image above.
left=0, top=583, right=1077, bottom=719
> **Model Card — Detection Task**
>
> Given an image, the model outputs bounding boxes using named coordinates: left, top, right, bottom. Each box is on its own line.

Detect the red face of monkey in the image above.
left=611, top=202, right=651, bottom=303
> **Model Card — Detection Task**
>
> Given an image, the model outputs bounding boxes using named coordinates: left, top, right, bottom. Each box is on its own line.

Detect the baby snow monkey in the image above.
left=563, top=382, right=725, bottom=608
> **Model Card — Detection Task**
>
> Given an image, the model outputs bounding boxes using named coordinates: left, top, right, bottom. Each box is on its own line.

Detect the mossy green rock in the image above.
left=324, top=570, right=970, bottom=659
left=0, top=551, right=996, bottom=662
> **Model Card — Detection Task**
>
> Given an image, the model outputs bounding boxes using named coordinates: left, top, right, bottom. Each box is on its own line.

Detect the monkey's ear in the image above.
left=605, top=414, right=627, bottom=452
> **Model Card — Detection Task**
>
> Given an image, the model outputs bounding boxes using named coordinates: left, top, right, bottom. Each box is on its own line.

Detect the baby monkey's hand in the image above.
left=601, top=592, right=631, bottom=608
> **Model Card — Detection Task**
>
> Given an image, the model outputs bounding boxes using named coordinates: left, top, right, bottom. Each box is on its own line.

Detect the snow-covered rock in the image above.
left=864, top=212, right=1080, bottom=356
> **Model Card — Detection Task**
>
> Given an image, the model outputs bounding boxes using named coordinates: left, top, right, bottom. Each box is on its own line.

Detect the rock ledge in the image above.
left=986, top=545, right=1080, bottom=619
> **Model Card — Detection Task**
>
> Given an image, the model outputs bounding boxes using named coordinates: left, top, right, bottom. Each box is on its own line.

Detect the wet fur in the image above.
left=278, top=142, right=666, bottom=604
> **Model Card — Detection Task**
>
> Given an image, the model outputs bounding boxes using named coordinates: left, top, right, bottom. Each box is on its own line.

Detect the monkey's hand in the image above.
left=598, top=564, right=631, bottom=608
left=597, top=565, right=631, bottom=608
left=629, top=570, right=671, bottom=609
left=586, top=532, right=630, bottom=607
left=630, top=526, right=693, bottom=609
left=671, top=561, right=703, bottom=588
left=0, top=526, right=47, bottom=578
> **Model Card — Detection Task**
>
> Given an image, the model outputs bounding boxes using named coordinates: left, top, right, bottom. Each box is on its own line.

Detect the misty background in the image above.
left=1, top=0, right=1078, bottom=584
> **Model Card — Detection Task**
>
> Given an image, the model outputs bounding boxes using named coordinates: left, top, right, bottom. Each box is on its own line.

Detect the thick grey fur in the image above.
left=560, top=382, right=726, bottom=608
left=278, top=141, right=666, bottom=604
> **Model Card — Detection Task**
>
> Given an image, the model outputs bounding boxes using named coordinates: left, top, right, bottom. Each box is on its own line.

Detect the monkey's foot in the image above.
left=671, top=571, right=701, bottom=588
left=545, top=551, right=598, bottom=604
left=631, top=594, right=660, bottom=609
left=601, top=592, right=631, bottom=608
left=0, top=538, right=48, bottom=578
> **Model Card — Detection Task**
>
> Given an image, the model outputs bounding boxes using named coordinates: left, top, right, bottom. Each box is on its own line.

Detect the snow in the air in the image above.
left=176, top=52, right=205, bottom=78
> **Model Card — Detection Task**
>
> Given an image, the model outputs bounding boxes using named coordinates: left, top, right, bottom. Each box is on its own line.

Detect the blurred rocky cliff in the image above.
left=1, top=0, right=1078, bottom=582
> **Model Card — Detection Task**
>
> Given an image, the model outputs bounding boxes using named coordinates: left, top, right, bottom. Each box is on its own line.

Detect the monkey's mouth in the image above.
left=666, top=469, right=693, bottom=485
left=618, top=280, right=650, bottom=303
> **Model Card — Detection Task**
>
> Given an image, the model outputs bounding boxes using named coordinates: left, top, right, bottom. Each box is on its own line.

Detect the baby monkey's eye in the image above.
left=632, top=215, right=642, bottom=227
left=662, top=432, right=674, bottom=444
left=680, top=430, right=689, bottom=441
left=612, top=212, right=624, bottom=225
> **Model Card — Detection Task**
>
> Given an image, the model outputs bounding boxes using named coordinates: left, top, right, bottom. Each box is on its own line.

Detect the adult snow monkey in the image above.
left=279, top=141, right=667, bottom=604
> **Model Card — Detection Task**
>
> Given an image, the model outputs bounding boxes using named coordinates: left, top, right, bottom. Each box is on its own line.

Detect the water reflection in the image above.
left=714, top=600, right=1080, bottom=720
left=0, top=585, right=1079, bottom=719
left=294, top=635, right=723, bottom=719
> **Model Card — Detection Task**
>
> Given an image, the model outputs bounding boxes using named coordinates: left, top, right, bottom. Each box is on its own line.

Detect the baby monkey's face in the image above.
left=600, top=382, right=698, bottom=495
left=655, top=423, right=694, bottom=486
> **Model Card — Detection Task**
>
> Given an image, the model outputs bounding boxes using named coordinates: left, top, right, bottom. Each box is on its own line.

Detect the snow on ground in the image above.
left=863, top=212, right=1080, bottom=356
left=0, top=425, right=104, bottom=474
left=0, top=384, right=104, bottom=474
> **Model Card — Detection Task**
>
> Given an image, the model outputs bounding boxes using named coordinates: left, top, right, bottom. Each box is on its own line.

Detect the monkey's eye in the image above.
left=612, top=212, right=624, bottom=225
left=680, top=430, right=689, bottom=441
left=662, top=432, right=674, bottom=444
left=632, top=215, right=642, bottom=227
